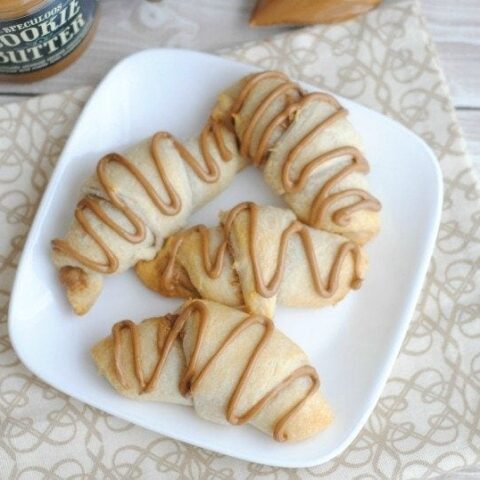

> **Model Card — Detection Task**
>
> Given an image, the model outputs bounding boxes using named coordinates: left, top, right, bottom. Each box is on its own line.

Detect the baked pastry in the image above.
left=51, top=121, right=246, bottom=315
left=136, top=202, right=366, bottom=318
left=250, top=0, right=382, bottom=26
left=213, top=71, right=381, bottom=244
left=92, top=299, right=333, bottom=442
left=52, top=70, right=380, bottom=316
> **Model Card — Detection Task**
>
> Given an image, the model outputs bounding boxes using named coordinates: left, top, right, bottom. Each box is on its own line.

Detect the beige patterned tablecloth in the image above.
left=1, top=1, right=479, bottom=478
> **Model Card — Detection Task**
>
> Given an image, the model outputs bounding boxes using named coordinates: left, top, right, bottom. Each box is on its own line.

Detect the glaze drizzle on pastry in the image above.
left=51, top=120, right=232, bottom=273
left=112, top=300, right=319, bottom=442
left=159, top=202, right=363, bottom=298
left=231, top=71, right=381, bottom=228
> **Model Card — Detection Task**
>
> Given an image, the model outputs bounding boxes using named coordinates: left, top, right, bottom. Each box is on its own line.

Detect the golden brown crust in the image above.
left=135, top=243, right=199, bottom=299
left=59, top=266, right=87, bottom=291
left=136, top=226, right=243, bottom=308
left=58, top=266, right=102, bottom=315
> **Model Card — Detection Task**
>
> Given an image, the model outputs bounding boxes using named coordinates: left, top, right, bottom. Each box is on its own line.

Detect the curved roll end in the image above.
left=58, top=266, right=103, bottom=315
left=211, top=78, right=249, bottom=127
left=91, top=316, right=192, bottom=405
left=135, top=246, right=199, bottom=299
left=282, top=393, right=334, bottom=442
left=338, top=209, right=381, bottom=246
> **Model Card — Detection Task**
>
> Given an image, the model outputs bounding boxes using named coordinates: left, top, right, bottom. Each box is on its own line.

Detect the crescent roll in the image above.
left=53, top=70, right=380, bottom=316
left=52, top=121, right=246, bottom=315
left=136, top=202, right=367, bottom=318
left=212, top=71, right=381, bottom=244
left=92, top=299, right=333, bottom=442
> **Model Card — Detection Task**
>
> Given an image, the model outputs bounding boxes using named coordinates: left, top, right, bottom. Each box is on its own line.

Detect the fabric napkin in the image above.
left=0, top=0, right=478, bottom=478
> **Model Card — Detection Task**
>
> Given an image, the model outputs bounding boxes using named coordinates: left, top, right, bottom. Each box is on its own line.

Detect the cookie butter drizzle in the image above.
left=51, top=120, right=232, bottom=273
left=160, top=202, right=363, bottom=298
left=112, top=300, right=319, bottom=441
left=113, top=320, right=146, bottom=390
left=231, top=71, right=381, bottom=227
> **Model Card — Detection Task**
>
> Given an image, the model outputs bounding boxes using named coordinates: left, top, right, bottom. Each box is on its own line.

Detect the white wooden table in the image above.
left=0, top=0, right=478, bottom=170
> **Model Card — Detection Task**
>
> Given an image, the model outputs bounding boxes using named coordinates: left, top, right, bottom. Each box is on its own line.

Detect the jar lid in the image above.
left=0, top=0, right=49, bottom=20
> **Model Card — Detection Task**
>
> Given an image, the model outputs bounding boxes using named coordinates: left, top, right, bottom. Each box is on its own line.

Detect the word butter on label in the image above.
left=0, top=0, right=98, bottom=78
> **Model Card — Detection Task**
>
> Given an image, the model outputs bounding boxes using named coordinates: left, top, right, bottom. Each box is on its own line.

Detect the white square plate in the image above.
left=9, top=49, right=442, bottom=468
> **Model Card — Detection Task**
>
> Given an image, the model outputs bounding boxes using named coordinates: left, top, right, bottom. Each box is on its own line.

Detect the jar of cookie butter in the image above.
left=0, top=0, right=98, bottom=82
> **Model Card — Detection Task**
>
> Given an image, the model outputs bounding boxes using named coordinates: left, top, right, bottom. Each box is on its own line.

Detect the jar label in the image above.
left=0, top=0, right=98, bottom=75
